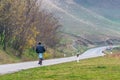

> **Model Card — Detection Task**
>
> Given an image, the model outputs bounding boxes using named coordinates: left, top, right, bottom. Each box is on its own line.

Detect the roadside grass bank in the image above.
left=104, top=47, right=120, bottom=58
left=0, top=46, right=63, bottom=64
left=0, top=56, right=120, bottom=80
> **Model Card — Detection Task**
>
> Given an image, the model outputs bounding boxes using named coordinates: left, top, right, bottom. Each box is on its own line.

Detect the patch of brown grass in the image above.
left=0, top=50, right=19, bottom=64
left=106, top=53, right=120, bottom=59
left=111, top=53, right=120, bottom=58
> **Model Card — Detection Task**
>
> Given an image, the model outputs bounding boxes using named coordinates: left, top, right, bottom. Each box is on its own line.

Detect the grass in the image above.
left=0, top=49, right=20, bottom=64
left=0, top=46, right=62, bottom=64
left=112, top=47, right=120, bottom=53
left=0, top=47, right=36, bottom=64
left=0, top=56, right=120, bottom=80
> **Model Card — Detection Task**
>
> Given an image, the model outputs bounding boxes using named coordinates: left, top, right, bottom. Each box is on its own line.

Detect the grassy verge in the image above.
left=0, top=49, right=20, bottom=64
left=0, top=45, right=63, bottom=64
left=0, top=56, right=120, bottom=80
left=112, top=47, right=120, bottom=54
left=104, top=47, right=120, bottom=56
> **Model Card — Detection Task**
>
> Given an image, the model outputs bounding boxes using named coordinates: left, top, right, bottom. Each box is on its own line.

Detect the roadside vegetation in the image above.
left=0, top=0, right=63, bottom=63
left=0, top=55, right=120, bottom=80
left=104, top=47, right=120, bottom=58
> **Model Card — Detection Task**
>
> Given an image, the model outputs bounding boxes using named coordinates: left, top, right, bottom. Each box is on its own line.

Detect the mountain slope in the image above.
left=75, top=0, right=120, bottom=22
left=40, top=0, right=120, bottom=42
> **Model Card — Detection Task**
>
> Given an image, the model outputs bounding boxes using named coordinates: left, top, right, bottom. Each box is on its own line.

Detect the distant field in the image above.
left=0, top=55, right=120, bottom=80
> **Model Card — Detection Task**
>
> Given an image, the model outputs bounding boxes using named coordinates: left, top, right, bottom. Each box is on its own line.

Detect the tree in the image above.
left=36, top=11, right=61, bottom=48
left=0, top=0, right=62, bottom=57
left=0, top=0, right=14, bottom=50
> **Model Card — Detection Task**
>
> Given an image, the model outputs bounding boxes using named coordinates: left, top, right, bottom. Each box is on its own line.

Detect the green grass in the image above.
left=0, top=56, right=120, bottom=80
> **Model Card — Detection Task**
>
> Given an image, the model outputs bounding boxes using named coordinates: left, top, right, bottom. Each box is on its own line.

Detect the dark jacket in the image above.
left=36, top=45, right=46, bottom=53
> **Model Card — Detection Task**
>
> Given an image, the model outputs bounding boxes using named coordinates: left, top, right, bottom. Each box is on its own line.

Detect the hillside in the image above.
left=40, top=0, right=120, bottom=43
left=75, top=0, right=120, bottom=22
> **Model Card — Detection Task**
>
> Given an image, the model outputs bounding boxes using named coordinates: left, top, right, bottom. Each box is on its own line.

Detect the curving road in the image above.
left=0, top=46, right=114, bottom=75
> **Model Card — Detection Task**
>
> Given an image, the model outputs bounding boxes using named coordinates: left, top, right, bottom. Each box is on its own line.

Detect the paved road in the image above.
left=0, top=46, right=112, bottom=75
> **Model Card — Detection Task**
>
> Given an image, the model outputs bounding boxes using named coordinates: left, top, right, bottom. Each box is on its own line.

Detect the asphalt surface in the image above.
left=0, top=46, right=110, bottom=75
